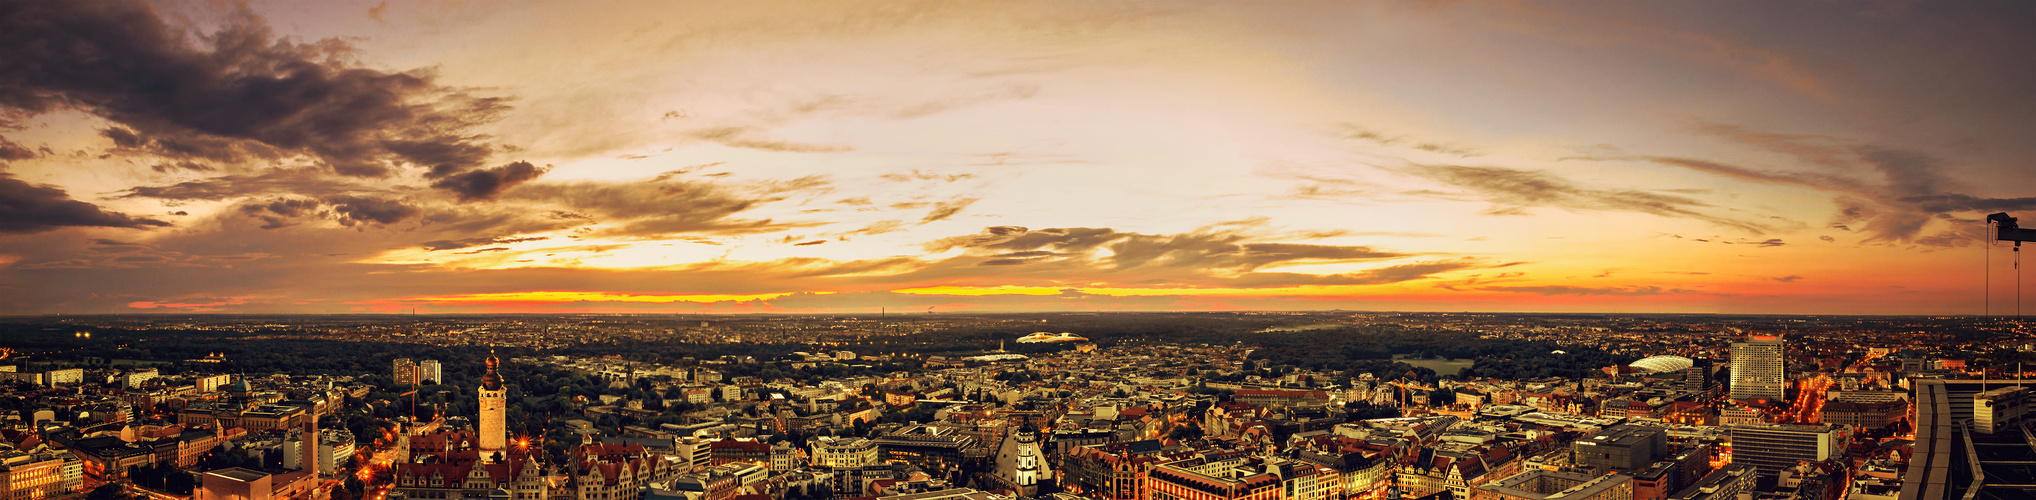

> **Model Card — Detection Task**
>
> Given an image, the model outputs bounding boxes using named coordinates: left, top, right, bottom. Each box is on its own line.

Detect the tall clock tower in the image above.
left=478, top=349, right=508, bottom=453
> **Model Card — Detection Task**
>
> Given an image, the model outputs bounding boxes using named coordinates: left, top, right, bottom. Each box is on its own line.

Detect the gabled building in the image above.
left=391, top=431, right=547, bottom=500
left=568, top=443, right=674, bottom=500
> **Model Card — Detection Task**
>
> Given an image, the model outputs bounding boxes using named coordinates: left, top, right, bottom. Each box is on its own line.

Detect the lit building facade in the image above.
left=809, top=437, right=879, bottom=468
left=420, top=360, right=443, bottom=385
left=478, top=352, right=507, bottom=453
left=0, top=449, right=82, bottom=500
left=1729, top=337, right=1785, bottom=402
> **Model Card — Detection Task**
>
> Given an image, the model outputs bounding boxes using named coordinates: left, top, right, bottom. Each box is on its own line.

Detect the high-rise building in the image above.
left=419, top=359, right=442, bottom=385
left=392, top=358, right=419, bottom=386
left=479, top=351, right=508, bottom=453
left=1730, top=336, right=1785, bottom=402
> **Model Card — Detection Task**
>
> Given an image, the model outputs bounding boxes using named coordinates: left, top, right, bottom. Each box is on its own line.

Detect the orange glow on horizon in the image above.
left=892, top=284, right=1432, bottom=298
left=362, top=291, right=813, bottom=306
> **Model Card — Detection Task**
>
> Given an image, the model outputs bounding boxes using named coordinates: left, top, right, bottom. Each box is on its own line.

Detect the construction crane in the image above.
left=1987, top=213, right=2035, bottom=317
left=1990, top=212, right=2036, bottom=244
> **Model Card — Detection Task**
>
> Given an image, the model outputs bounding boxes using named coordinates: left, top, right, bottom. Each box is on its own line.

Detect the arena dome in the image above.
left=1629, top=355, right=1695, bottom=373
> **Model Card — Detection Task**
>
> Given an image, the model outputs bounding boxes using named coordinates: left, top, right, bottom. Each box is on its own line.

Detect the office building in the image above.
left=1730, top=336, right=1785, bottom=402
left=1723, top=423, right=1846, bottom=479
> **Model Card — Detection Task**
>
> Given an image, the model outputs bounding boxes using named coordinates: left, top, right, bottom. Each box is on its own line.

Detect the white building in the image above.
left=125, top=369, right=158, bottom=388
left=1730, top=336, right=1785, bottom=402
left=1975, top=386, right=2029, bottom=434
left=419, top=360, right=442, bottom=384
left=44, top=369, right=84, bottom=386
left=809, top=437, right=880, bottom=468
left=318, top=429, right=357, bottom=477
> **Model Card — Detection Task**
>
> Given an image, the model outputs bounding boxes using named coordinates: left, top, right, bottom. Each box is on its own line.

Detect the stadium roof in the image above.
left=1629, top=356, right=1694, bottom=373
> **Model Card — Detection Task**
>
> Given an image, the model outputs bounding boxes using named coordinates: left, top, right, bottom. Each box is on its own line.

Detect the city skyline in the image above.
left=4, top=1, right=2036, bottom=315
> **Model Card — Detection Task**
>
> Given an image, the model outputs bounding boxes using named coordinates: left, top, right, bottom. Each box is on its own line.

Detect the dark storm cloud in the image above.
left=227, top=195, right=416, bottom=229
left=120, top=168, right=367, bottom=200
left=326, top=195, right=421, bottom=227
left=238, top=197, right=320, bottom=229
left=0, top=1, right=509, bottom=176
left=1411, top=165, right=1770, bottom=233
left=429, top=161, right=547, bottom=201
left=0, top=173, right=170, bottom=233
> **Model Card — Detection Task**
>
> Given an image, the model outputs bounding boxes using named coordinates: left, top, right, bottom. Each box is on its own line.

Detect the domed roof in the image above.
left=480, top=350, right=502, bottom=390
left=1630, top=355, right=1695, bottom=373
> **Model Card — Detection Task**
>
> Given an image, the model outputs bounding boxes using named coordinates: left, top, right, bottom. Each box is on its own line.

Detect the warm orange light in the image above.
left=891, top=284, right=1412, bottom=298
left=362, top=290, right=813, bottom=306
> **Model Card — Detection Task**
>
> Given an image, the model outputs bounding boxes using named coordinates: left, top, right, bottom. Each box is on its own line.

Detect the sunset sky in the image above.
left=3, top=0, right=2035, bottom=315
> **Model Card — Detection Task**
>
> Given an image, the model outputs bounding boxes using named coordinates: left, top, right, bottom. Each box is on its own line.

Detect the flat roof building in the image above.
left=1574, top=424, right=1667, bottom=473
left=1472, top=469, right=1633, bottom=500
left=1724, top=423, right=1846, bottom=479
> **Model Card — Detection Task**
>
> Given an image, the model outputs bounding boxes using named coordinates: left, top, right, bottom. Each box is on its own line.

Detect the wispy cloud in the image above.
left=1409, top=165, right=1770, bottom=233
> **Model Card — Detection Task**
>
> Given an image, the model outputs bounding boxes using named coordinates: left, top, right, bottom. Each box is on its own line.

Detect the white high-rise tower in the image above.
left=478, top=350, right=507, bottom=453
left=1731, top=336, right=1786, bottom=402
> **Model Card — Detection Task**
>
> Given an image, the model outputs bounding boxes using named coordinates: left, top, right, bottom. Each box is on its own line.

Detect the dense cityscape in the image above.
left=1, top=313, right=2032, bottom=500
left=7, top=3, right=2036, bottom=500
